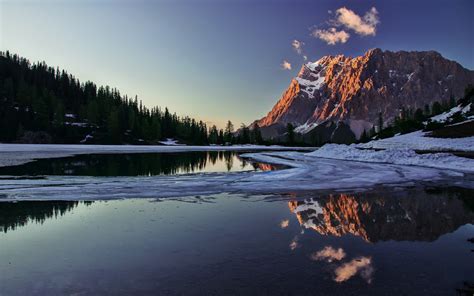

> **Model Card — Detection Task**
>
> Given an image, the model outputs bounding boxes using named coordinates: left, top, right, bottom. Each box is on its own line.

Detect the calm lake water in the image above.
left=0, top=151, right=278, bottom=176
left=0, top=151, right=473, bottom=295
left=0, top=187, right=473, bottom=295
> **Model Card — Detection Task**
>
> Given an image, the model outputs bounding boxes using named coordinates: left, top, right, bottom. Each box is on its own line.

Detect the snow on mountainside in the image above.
left=429, top=103, right=472, bottom=123
left=253, top=48, right=474, bottom=141
left=356, top=130, right=474, bottom=152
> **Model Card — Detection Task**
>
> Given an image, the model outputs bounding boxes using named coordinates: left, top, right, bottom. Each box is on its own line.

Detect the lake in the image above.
left=0, top=151, right=473, bottom=295
left=0, top=151, right=281, bottom=176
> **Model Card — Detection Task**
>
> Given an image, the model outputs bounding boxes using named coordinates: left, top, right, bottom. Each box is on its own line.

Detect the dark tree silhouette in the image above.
left=0, top=51, right=210, bottom=145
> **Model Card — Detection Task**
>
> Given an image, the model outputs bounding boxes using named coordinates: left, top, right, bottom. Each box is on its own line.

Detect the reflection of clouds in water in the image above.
left=310, top=246, right=374, bottom=283
left=289, top=236, right=299, bottom=250
left=333, top=256, right=374, bottom=283
left=280, top=219, right=289, bottom=228
left=311, top=246, right=346, bottom=262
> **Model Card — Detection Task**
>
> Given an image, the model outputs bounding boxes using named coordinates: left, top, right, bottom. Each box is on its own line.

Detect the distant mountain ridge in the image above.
left=253, top=48, right=474, bottom=142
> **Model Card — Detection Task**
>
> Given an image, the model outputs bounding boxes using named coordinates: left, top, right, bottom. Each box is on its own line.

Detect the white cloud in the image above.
left=311, top=7, right=379, bottom=45
left=311, top=246, right=346, bottom=262
left=335, top=7, right=379, bottom=36
left=292, top=39, right=304, bottom=54
left=312, top=28, right=350, bottom=45
left=281, top=60, right=292, bottom=70
left=333, top=256, right=374, bottom=283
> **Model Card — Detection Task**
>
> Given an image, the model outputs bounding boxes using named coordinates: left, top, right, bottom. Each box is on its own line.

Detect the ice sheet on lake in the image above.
left=0, top=149, right=471, bottom=201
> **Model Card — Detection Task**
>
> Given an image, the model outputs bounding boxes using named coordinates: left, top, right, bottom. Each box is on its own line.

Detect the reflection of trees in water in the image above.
left=223, top=152, right=233, bottom=171
left=288, top=187, right=474, bottom=242
left=0, top=151, right=281, bottom=176
left=0, top=151, right=250, bottom=176
left=0, top=201, right=92, bottom=233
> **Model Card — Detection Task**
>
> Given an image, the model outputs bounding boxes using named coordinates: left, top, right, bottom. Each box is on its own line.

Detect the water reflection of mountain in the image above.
left=288, top=188, right=474, bottom=242
left=0, top=201, right=90, bottom=233
left=0, top=151, right=275, bottom=176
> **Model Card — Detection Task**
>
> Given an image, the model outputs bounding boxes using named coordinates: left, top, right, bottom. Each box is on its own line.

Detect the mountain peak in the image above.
left=254, top=49, right=474, bottom=141
left=364, top=47, right=383, bottom=56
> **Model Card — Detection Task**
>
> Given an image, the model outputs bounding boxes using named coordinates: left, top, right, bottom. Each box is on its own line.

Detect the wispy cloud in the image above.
left=311, top=246, right=346, bottom=262
left=312, top=28, right=350, bottom=45
left=281, top=60, right=292, bottom=70
left=292, top=39, right=304, bottom=55
left=335, top=7, right=379, bottom=36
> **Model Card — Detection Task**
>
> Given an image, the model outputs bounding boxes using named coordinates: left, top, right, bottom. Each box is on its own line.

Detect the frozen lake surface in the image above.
left=0, top=148, right=472, bottom=201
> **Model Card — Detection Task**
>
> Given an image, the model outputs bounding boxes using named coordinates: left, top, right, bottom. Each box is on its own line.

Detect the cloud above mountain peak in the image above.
left=313, top=6, right=379, bottom=45
left=292, top=39, right=305, bottom=54
left=336, top=7, right=379, bottom=36
left=281, top=60, right=292, bottom=70
left=312, top=28, right=350, bottom=45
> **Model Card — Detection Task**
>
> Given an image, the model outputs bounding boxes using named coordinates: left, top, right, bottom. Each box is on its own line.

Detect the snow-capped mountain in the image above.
left=254, top=49, right=474, bottom=141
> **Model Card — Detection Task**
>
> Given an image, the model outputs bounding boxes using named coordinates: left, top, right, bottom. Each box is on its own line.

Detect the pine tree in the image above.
left=424, top=104, right=430, bottom=116
left=209, top=125, right=219, bottom=144
left=432, top=101, right=443, bottom=115
left=414, top=108, right=424, bottom=122
left=252, top=124, right=263, bottom=145
left=224, top=120, right=234, bottom=144
left=86, top=100, right=99, bottom=125
left=378, top=112, right=384, bottom=131
left=286, top=123, right=295, bottom=145
left=218, top=130, right=224, bottom=145
left=449, top=96, right=456, bottom=108
left=107, top=109, right=120, bottom=143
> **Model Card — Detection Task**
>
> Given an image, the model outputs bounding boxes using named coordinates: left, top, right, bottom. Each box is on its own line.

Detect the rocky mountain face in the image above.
left=254, top=49, right=474, bottom=142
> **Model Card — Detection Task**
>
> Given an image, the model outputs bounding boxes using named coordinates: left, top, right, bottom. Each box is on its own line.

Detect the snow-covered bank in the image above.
left=0, top=144, right=314, bottom=168
left=357, top=130, right=474, bottom=152
left=309, top=144, right=474, bottom=172
left=429, top=103, right=472, bottom=123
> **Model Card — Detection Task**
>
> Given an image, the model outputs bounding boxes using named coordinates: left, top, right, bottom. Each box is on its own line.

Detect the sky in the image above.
left=1, top=0, right=473, bottom=128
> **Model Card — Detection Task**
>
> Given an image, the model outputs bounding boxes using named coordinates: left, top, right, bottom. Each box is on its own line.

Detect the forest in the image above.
left=0, top=51, right=263, bottom=145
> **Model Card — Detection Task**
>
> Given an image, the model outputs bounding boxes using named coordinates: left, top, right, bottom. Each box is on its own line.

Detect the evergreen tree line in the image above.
left=359, top=86, right=474, bottom=142
left=0, top=51, right=266, bottom=145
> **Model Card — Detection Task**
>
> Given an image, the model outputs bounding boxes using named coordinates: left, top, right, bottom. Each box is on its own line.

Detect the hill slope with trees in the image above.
left=0, top=51, right=231, bottom=145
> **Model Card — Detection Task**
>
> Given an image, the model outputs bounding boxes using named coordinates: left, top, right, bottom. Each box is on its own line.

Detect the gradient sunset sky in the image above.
left=1, top=0, right=473, bottom=128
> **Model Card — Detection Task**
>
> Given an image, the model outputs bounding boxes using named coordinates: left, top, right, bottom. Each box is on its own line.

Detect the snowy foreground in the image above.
left=0, top=136, right=473, bottom=200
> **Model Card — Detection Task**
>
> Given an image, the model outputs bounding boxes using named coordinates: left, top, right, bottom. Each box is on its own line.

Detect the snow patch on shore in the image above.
left=159, top=138, right=184, bottom=146
left=357, top=131, right=474, bottom=152
left=309, top=144, right=474, bottom=173
left=430, top=103, right=471, bottom=123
